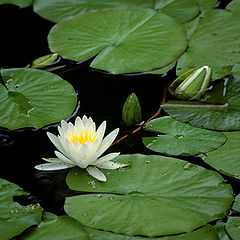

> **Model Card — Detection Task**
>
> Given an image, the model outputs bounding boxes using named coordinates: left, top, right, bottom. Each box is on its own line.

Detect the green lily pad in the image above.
left=143, top=116, right=226, bottom=156
left=201, top=132, right=240, bottom=180
left=0, top=0, right=32, bottom=8
left=232, top=194, right=240, bottom=212
left=20, top=212, right=89, bottom=240
left=87, top=224, right=219, bottom=240
left=0, top=178, right=42, bottom=240
left=48, top=8, right=187, bottom=74
left=34, top=0, right=201, bottom=23
left=225, top=217, right=240, bottom=240
left=65, top=154, right=232, bottom=237
left=176, top=7, right=240, bottom=79
left=162, top=77, right=240, bottom=131
left=0, top=68, right=77, bottom=129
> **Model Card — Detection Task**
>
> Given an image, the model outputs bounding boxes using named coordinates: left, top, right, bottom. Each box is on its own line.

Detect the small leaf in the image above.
left=143, top=116, right=226, bottom=156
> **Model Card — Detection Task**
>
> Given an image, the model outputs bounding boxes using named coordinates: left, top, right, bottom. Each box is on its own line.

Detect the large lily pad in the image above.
left=143, top=116, right=226, bottom=156
left=34, top=0, right=201, bottom=23
left=87, top=224, right=219, bottom=240
left=0, top=178, right=42, bottom=240
left=201, top=132, right=240, bottom=180
left=162, top=77, right=240, bottom=131
left=176, top=6, right=240, bottom=79
left=0, top=68, right=77, bottom=129
left=48, top=8, right=187, bottom=74
left=21, top=212, right=89, bottom=240
left=65, top=154, right=232, bottom=237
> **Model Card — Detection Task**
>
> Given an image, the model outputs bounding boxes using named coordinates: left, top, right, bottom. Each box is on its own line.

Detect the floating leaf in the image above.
left=86, top=224, right=219, bottom=240
left=0, top=178, right=42, bottom=240
left=34, top=0, right=201, bottom=23
left=162, top=77, right=240, bottom=131
left=0, top=68, right=77, bottom=129
left=65, top=154, right=232, bottom=237
left=225, top=217, right=240, bottom=240
left=0, top=0, right=32, bottom=8
left=48, top=8, right=187, bottom=74
left=20, top=212, right=89, bottom=240
left=232, top=194, right=240, bottom=212
left=143, top=116, right=226, bottom=156
left=176, top=7, right=240, bottom=79
left=201, top=132, right=240, bottom=180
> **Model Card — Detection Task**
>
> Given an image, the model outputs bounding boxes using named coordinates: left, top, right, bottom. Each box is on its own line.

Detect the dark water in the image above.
left=0, top=1, right=239, bottom=218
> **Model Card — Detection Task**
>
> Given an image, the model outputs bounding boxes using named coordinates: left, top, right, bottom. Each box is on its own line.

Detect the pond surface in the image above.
left=0, top=1, right=239, bottom=238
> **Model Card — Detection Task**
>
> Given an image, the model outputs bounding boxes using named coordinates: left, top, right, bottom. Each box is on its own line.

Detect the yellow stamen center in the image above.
left=69, top=129, right=97, bottom=145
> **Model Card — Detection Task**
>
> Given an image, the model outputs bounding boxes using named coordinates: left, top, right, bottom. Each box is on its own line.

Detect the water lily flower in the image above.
left=35, top=116, right=127, bottom=181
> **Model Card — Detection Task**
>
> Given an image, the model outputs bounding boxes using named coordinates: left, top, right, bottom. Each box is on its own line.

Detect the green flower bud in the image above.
left=169, top=66, right=212, bottom=100
left=26, top=53, right=59, bottom=69
left=122, top=93, right=142, bottom=126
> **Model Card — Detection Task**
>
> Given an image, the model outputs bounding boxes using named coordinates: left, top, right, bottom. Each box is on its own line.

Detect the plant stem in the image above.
left=111, top=82, right=168, bottom=146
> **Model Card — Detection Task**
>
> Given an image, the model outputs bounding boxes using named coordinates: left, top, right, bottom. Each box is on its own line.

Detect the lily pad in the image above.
left=162, top=77, right=240, bottom=131
left=65, top=154, right=232, bottom=237
left=0, top=0, right=32, bottom=8
left=143, top=116, right=226, bottom=156
left=232, top=194, right=240, bottom=212
left=201, top=132, right=240, bottom=180
left=87, top=224, right=219, bottom=240
left=21, top=212, right=89, bottom=240
left=176, top=7, right=240, bottom=79
left=0, top=178, right=42, bottom=240
left=34, top=0, right=200, bottom=23
left=225, top=217, right=240, bottom=240
left=48, top=8, right=187, bottom=74
left=0, top=68, right=77, bottom=129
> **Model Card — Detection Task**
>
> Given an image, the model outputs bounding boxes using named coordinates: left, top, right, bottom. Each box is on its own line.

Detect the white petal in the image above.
left=97, top=128, right=119, bottom=156
left=82, top=115, right=89, bottom=126
left=58, top=125, right=66, bottom=138
left=62, top=141, right=89, bottom=168
left=94, top=152, right=120, bottom=165
left=96, top=121, right=106, bottom=142
left=61, top=120, right=68, bottom=132
left=47, top=132, right=66, bottom=154
left=75, top=116, right=84, bottom=130
left=86, top=166, right=106, bottom=182
left=35, top=162, right=74, bottom=171
left=55, top=151, right=75, bottom=165
left=96, top=161, right=128, bottom=170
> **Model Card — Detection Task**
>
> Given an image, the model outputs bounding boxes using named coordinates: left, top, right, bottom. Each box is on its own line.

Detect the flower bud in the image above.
left=26, top=53, right=59, bottom=69
left=122, top=93, right=142, bottom=126
left=168, top=66, right=212, bottom=100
